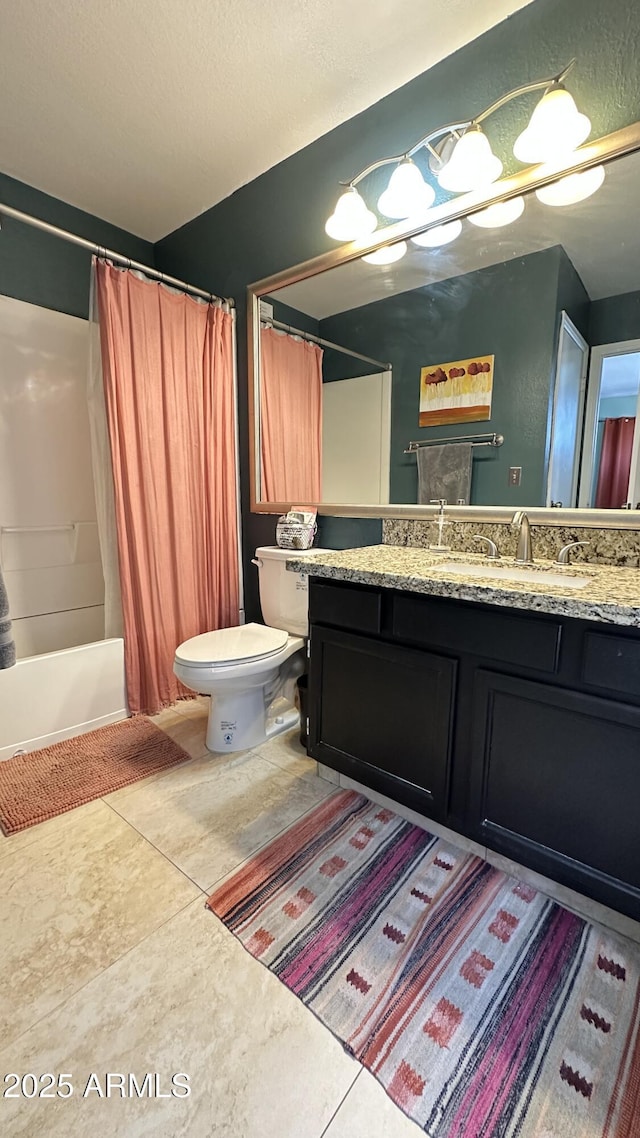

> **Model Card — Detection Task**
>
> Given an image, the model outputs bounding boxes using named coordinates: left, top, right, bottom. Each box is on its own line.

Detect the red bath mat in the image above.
left=0, top=717, right=191, bottom=834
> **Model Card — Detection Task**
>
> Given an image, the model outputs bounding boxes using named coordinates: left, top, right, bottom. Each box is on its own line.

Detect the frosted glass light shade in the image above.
left=377, top=160, right=436, bottom=219
left=325, top=189, right=377, bottom=241
left=468, top=196, right=525, bottom=228
left=437, top=127, right=503, bottom=193
left=535, top=164, right=605, bottom=206
left=362, top=241, right=408, bottom=265
left=514, top=85, right=591, bottom=164
left=411, top=219, right=463, bottom=248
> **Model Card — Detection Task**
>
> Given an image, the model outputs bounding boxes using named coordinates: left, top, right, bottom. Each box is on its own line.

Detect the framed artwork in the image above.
left=419, top=354, right=494, bottom=427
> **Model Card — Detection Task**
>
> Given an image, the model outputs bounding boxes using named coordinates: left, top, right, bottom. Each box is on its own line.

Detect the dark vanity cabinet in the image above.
left=307, top=577, right=640, bottom=921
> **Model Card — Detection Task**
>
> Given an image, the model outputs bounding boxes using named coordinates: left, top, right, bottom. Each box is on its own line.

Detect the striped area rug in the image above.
left=208, top=789, right=640, bottom=1137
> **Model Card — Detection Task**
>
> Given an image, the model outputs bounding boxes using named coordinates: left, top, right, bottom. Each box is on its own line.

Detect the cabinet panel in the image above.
left=393, top=594, right=561, bottom=673
left=582, top=631, right=640, bottom=700
left=309, top=626, right=456, bottom=819
left=473, top=670, right=640, bottom=896
left=309, top=581, right=382, bottom=636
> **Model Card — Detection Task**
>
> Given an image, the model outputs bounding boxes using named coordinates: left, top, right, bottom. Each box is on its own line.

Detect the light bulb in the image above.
left=437, top=126, right=503, bottom=193
left=325, top=188, right=377, bottom=241
left=535, top=164, right=605, bottom=206
left=377, top=160, right=435, bottom=219
left=411, top=219, right=463, bottom=248
left=514, top=84, right=591, bottom=164
left=362, top=241, right=408, bottom=266
left=468, top=196, right=525, bottom=228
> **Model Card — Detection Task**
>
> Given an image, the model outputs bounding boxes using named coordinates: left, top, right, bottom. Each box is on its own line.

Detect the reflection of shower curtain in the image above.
left=260, top=327, right=322, bottom=502
left=595, top=416, right=635, bottom=508
left=95, top=261, right=239, bottom=714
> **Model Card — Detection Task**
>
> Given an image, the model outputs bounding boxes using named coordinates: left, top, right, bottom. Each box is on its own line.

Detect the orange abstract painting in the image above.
left=419, top=355, right=494, bottom=427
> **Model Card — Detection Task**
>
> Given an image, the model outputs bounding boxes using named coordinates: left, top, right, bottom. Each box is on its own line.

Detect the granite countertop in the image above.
left=286, top=545, right=640, bottom=627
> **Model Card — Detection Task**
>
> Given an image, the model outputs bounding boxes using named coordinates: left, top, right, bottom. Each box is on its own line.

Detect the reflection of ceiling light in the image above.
left=377, top=160, right=435, bottom=219
left=535, top=164, right=605, bottom=206
left=436, top=126, right=503, bottom=193
left=514, top=84, right=591, bottom=164
left=362, top=241, right=408, bottom=265
left=411, top=219, right=463, bottom=248
left=324, top=188, right=377, bottom=241
left=468, top=196, right=525, bottom=228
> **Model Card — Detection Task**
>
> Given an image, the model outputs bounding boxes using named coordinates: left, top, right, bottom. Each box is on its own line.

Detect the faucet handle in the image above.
left=556, top=540, right=590, bottom=565
left=430, top=498, right=447, bottom=508
left=473, top=536, right=500, bottom=559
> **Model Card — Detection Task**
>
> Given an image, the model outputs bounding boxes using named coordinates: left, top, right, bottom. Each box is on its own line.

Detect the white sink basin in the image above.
left=434, top=561, right=591, bottom=589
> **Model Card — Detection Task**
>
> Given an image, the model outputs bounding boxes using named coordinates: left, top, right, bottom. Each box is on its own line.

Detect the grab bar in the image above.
left=0, top=524, right=77, bottom=533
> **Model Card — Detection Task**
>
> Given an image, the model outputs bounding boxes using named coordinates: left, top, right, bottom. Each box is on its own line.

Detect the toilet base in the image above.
left=205, top=689, right=299, bottom=753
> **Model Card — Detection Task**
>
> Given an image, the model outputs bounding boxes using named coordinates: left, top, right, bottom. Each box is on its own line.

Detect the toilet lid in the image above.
left=175, top=622, right=289, bottom=667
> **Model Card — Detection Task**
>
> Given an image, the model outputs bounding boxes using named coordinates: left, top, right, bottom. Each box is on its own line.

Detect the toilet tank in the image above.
left=255, top=546, right=324, bottom=637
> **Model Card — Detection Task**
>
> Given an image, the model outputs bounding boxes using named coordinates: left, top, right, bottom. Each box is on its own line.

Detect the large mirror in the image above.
left=249, top=123, right=640, bottom=521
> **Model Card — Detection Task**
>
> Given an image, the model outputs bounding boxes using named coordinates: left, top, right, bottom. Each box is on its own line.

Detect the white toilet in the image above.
left=173, top=546, right=322, bottom=753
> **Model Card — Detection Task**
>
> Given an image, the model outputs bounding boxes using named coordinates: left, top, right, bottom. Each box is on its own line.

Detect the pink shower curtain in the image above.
left=96, top=261, right=239, bottom=714
left=595, top=416, right=635, bottom=509
left=260, top=327, right=323, bottom=502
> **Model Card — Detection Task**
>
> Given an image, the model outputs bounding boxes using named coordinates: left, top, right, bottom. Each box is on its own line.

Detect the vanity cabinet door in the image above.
left=308, top=626, right=456, bottom=822
left=471, top=670, right=640, bottom=919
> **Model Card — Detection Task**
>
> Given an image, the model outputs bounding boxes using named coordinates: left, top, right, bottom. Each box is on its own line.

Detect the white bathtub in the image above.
left=0, top=638, right=128, bottom=761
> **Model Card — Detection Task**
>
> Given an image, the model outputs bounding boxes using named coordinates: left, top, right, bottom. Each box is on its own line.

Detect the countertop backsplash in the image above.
left=382, top=519, right=640, bottom=567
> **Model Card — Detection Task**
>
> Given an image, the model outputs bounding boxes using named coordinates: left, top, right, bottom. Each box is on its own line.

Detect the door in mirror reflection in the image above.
left=580, top=341, right=640, bottom=508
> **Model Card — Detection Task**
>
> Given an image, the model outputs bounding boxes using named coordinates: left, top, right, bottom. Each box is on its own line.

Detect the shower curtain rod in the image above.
left=0, top=201, right=233, bottom=306
left=262, top=316, right=391, bottom=371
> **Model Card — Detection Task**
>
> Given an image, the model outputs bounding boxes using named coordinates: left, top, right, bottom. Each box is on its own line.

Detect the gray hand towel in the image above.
left=0, top=565, right=16, bottom=669
left=417, top=442, right=473, bottom=505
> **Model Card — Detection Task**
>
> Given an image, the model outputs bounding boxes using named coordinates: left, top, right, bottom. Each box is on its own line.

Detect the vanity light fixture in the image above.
left=513, top=83, right=591, bottom=164
left=410, top=219, right=463, bottom=248
left=324, top=187, right=377, bottom=241
left=361, top=241, right=408, bottom=265
left=468, top=195, right=526, bottom=228
left=377, top=159, right=435, bottom=219
left=535, top=164, right=606, bottom=206
left=436, top=126, right=503, bottom=193
left=324, top=60, right=599, bottom=251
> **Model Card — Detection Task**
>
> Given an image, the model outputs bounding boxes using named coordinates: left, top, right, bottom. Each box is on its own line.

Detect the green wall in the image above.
left=151, top=0, right=639, bottom=616
left=0, top=172, right=154, bottom=320
left=321, top=247, right=571, bottom=508
left=590, top=290, right=640, bottom=346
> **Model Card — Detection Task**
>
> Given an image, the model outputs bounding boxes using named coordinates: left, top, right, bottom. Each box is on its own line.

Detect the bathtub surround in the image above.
left=208, top=788, right=640, bottom=1137
left=0, top=717, right=191, bottom=834
left=0, top=565, right=15, bottom=669
left=96, top=262, right=239, bottom=714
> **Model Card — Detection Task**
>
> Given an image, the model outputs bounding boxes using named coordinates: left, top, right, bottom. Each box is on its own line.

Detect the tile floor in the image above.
left=1, top=698, right=638, bottom=1136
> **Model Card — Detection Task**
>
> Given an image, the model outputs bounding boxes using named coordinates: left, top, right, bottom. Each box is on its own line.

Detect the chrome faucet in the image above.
left=511, top=510, right=533, bottom=563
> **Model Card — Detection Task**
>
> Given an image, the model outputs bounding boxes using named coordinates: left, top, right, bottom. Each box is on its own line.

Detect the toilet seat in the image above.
left=175, top=622, right=289, bottom=669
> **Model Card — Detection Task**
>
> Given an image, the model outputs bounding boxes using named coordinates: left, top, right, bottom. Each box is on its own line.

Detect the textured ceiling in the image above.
left=0, top=0, right=533, bottom=241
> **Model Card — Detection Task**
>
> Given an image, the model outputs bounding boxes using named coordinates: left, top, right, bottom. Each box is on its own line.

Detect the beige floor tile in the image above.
left=0, top=899, right=358, bottom=1138
left=0, top=800, right=200, bottom=1048
left=252, top=725, right=317, bottom=778
left=0, top=799, right=104, bottom=864
left=324, top=1070, right=418, bottom=1137
left=107, top=752, right=333, bottom=892
left=171, top=695, right=210, bottom=719
left=149, top=707, right=210, bottom=761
